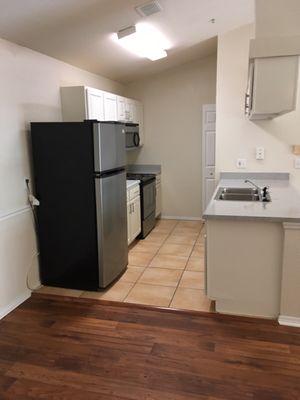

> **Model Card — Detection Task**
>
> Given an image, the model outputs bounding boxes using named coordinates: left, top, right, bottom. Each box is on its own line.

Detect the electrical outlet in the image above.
left=294, top=157, right=300, bottom=169
left=236, top=158, right=247, bottom=169
left=256, top=147, right=265, bottom=160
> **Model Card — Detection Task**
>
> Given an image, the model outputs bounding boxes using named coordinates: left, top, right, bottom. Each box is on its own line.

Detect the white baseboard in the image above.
left=161, top=215, right=204, bottom=221
left=0, top=291, right=31, bottom=320
left=278, top=315, right=300, bottom=328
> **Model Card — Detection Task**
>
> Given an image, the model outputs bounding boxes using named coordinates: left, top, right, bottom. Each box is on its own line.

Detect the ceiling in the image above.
left=0, top=0, right=254, bottom=83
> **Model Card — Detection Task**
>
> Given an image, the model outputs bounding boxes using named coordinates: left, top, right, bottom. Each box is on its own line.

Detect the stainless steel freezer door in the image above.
left=93, top=123, right=126, bottom=173
left=95, top=170, right=128, bottom=288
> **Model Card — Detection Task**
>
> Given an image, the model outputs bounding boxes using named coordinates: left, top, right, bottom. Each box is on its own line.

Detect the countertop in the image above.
left=203, top=173, right=300, bottom=223
left=126, top=180, right=140, bottom=189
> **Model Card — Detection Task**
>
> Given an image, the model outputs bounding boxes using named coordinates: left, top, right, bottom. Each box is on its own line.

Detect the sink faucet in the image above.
left=244, top=179, right=261, bottom=192
left=245, top=179, right=270, bottom=201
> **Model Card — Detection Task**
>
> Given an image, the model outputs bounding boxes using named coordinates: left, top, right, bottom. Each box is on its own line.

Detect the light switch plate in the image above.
left=294, top=157, right=300, bottom=169
left=236, top=158, right=247, bottom=169
left=256, top=147, right=265, bottom=160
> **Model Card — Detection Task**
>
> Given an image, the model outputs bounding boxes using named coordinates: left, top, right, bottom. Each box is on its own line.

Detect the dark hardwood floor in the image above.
left=0, top=293, right=300, bottom=399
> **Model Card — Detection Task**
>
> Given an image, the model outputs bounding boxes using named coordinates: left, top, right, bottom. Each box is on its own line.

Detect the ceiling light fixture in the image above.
left=113, top=23, right=170, bottom=61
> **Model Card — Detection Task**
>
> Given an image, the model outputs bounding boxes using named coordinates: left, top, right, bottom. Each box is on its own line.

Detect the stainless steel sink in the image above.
left=221, top=187, right=258, bottom=195
left=215, top=187, right=269, bottom=202
left=218, top=193, right=260, bottom=201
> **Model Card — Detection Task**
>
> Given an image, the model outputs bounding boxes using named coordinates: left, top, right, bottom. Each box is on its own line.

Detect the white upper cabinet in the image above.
left=125, top=98, right=134, bottom=122
left=103, top=92, right=117, bottom=121
left=135, top=100, right=144, bottom=146
left=245, top=56, right=299, bottom=120
left=61, top=87, right=144, bottom=145
left=117, top=96, right=126, bottom=121
left=86, top=87, right=104, bottom=121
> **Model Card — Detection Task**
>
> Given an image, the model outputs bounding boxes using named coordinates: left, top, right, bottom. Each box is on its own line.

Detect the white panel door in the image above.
left=104, top=92, right=117, bottom=121
left=202, top=104, right=216, bottom=214
left=86, top=88, right=104, bottom=120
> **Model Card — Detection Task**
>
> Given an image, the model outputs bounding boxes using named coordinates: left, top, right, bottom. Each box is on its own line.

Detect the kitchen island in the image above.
left=203, top=172, right=300, bottom=324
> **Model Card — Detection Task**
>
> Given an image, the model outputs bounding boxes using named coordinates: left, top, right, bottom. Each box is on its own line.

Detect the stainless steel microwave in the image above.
left=125, top=123, right=140, bottom=149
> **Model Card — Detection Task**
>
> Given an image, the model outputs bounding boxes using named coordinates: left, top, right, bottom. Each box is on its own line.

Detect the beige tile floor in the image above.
left=36, top=219, right=215, bottom=312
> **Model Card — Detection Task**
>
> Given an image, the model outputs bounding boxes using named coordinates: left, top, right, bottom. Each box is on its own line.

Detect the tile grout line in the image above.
left=167, top=221, right=204, bottom=308
left=123, top=219, right=179, bottom=303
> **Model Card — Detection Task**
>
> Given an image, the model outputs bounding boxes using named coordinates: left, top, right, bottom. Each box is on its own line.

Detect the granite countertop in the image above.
left=126, top=180, right=140, bottom=189
left=203, top=173, right=300, bottom=223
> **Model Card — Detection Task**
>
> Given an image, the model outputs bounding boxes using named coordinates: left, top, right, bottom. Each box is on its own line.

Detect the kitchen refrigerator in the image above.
left=31, top=121, right=128, bottom=290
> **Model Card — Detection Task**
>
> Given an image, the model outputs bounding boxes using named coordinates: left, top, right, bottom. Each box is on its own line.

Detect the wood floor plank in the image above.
left=0, top=293, right=299, bottom=400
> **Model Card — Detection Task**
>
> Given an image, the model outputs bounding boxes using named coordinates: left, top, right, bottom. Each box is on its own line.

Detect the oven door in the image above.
left=142, top=179, right=156, bottom=219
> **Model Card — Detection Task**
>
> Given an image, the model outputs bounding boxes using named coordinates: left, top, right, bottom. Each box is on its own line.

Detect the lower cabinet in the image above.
left=155, top=174, right=162, bottom=218
left=127, top=184, right=141, bottom=245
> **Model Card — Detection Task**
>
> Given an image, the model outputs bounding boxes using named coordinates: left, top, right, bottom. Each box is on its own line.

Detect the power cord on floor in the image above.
left=25, top=178, right=42, bottom=291
left=26, top=251, right=41, bottom=291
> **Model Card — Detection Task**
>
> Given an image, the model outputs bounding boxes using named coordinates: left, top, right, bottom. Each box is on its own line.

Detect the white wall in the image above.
left=126, top=55, right=217, bottom=219
left=255, top=0, right=300, bottom=38
left=0, top=37, right=125, bottom=317
left=216, top=24, right=300, bottom=190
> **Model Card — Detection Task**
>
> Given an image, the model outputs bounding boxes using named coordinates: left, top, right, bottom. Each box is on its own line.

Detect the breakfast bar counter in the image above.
left=204, top=172, right=300, bottom=222
left=202, top=172, right=300, bottom=324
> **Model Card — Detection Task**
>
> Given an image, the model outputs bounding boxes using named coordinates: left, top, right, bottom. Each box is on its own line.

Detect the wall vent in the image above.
left=135, top=1, right=162, bottom=17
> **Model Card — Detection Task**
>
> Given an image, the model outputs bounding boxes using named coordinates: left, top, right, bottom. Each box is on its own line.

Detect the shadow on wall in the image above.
left=20, top=103, right=62, bottom=290
left=21, top=102, right=62, bottom=187
left=254, top=108, right=300, bottom=149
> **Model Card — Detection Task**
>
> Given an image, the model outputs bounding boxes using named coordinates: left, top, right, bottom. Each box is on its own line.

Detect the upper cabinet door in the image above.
left=135, top=100, right=144, bottom=146
left=117, top=96, right=126, bottom=121
left=104, top=92, right=117, bottom=121
left=131, top=100, right=138, bottom=124
left=125, top=98, right=134, bottom=122
left=86, top=88, right=104, bottom=121
left=133, top=100, right=142, bottom=124
left=246, top=56, right=298, bottom=120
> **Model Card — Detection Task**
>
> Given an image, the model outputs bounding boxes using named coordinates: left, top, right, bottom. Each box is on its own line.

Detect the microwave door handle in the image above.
left=133, top=132, right=140, bottom=147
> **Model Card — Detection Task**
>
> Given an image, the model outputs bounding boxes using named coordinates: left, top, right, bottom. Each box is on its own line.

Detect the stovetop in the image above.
left=126, top=173, right=156, bottom=184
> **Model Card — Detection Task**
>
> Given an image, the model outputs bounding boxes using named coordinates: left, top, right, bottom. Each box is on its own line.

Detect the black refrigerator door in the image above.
left=31, top=122, right=99, bottom=290
left=95, top=170, right=128, bottom=288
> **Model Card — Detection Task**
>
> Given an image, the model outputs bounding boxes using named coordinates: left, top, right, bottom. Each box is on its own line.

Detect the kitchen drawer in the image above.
left=129, top=185, right=140, bottom=200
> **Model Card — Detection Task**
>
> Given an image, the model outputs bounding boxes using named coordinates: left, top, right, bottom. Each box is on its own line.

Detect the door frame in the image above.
left=202, top=104, right=216, bottom=216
